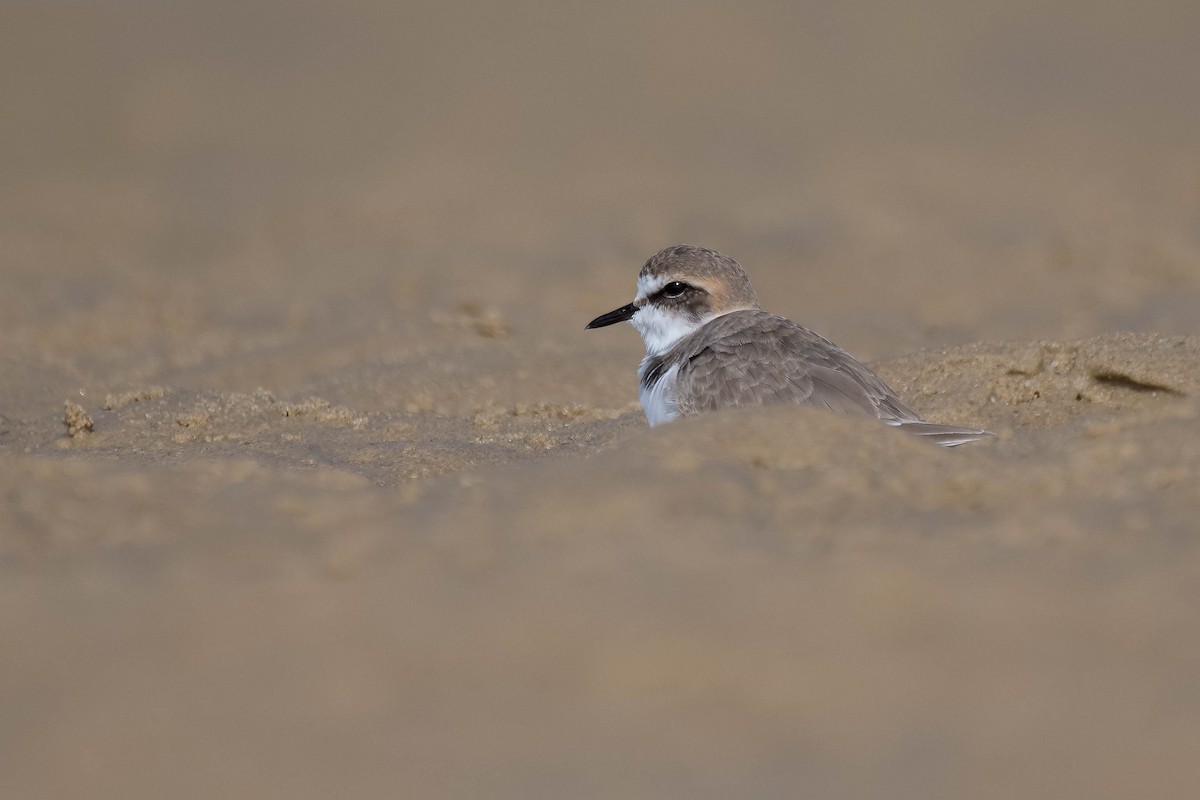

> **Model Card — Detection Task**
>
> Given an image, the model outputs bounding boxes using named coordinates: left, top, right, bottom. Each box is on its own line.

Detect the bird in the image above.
left=585, top=244, right=992, bottom=447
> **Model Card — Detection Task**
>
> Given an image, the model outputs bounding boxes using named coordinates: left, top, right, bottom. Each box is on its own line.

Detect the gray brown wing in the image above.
left=672, top=312, right=923, bottom=423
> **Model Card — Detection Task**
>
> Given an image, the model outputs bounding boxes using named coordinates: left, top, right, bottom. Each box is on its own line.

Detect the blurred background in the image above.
left=3, top=0, right=1199, bottom=372
left=3, top=3, right=1200, bottom=799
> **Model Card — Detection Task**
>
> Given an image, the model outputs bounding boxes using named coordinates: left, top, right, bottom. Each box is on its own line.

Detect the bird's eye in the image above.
left=662, top=281, right=688, bottom=298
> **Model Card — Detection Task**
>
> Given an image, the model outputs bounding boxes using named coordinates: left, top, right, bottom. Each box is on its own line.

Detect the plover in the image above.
left=586, top=244, right=992, bottom=447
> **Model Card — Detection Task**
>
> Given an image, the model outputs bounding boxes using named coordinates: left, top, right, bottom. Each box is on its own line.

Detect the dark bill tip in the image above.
left=585, top=302, right=638, bottom=329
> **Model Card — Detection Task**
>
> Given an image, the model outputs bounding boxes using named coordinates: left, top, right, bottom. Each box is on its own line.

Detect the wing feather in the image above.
left=672, top=311, right=923, bottom=423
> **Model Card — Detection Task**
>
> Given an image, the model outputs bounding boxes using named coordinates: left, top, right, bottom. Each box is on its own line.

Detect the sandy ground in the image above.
left=3, top=2, right=1200, bottom=798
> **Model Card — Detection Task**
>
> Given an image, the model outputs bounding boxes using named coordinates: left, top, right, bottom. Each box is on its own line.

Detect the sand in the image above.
left=3, top=2, right=1200, bottom=798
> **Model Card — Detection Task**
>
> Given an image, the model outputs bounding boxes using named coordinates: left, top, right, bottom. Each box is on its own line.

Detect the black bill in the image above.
left=585, top=302, right=638, bottom=329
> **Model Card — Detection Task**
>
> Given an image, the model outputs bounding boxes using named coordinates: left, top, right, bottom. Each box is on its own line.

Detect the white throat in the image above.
left=629, top=273, right=714, bottom=356
left=630, top=305, right=708, bottom=356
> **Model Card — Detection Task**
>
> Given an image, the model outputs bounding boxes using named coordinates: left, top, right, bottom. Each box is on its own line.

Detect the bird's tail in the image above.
left=894, top=420, right=994, bottom=448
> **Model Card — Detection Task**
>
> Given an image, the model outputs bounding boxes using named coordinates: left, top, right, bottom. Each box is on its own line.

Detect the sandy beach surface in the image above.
left=3, top=3, right=1200, bottom=798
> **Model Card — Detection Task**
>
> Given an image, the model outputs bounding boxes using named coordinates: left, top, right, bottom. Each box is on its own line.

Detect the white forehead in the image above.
left=635, top=273, right=666, bottom=301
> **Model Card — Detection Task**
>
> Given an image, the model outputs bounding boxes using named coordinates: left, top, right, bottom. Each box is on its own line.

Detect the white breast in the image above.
left=637, top=360, right=680, bottom=427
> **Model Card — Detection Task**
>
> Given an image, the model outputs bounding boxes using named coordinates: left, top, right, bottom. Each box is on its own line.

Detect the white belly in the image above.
left=637, top=362, right=680, bottom=427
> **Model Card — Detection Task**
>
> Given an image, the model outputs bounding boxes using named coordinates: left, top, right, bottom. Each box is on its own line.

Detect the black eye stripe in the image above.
left=655, top=281, right=691, bottom=300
